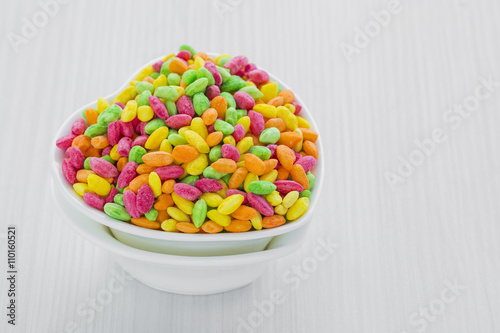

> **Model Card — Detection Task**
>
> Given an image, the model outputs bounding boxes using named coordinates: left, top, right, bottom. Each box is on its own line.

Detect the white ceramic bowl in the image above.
left=52, top=176, right=310, bottom=295
left=51, top=54, right=324, bottom=256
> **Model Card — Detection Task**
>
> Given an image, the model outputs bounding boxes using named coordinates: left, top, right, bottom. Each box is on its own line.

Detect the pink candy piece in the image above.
left=243, top=63, right=257, bottom=76
left=177, top=50, right=191, bottom=61
left=248, top=111, right=265, bottom=136
left=247, top=192, right=274, bottom=217
left=105, top=187, right=119, bottom=204
left=205, top=85, right=220, bottom=100
left=130, top=117, right=140, bottom=128
left=223, top=56, right=248, bottom=75
left=135, top=121, right=148, bottom=136
left=205, top=62, right=222, bottom=86
left=107, top=121, right=121, bottom=146
left=221, top=144, right=240, bottom=162
left=119, top=120, right=135, bottom=138
left=83, top=192, right=106, bottom=210
left=234, top=91, right=255, bottom=111
left=56, top=134, right=76, bottom=150
left=294, top=152, right=302, bottom=162
left=247, top=69, right=269, bottom=83
left=132, top=135, right=148, bottom=148
left=207, top=122, right=216, bottom=133
left=89, top=157, right=119, bottom=178
left=115, top=102, right=125, bottom=109
left=65, top=148, right=71, bottom=158
left=149, top=96, right=169, bottom=119
left=226, top=189, right=248, bottom=205
left=294, top=156, right=316, bottom=173
left=165, top=114, right=192, bottom=129
left=101, top=146, right=112, bottom=157
left=195, top=178, right=223, bottom=193
left=176, top=95, right=195, bottom=117
left=137, top=184, right=154, bottom=214
left=232, top=124, right=245, bottom=142
left=117, top=137, right=133, bottom=156
left=273, top=180, right=304, bottom=195
left=117, top=161, right=138, bottom=189
left=291, top=102, right=302, bottom=115
left=174, top=183, right=202, bottom=201
left=267, top=144, right=277, bottom=159
left=154, top=166, right=185, bottom=181
left=123, top=190, right=141, bottom=218
left=152, top=60, right=164, bottom=72
left=71, top=118, right=86, bottom=135
left=62, top=158, right=77, bottom=184
left=68, top=147, right=85, bottom=169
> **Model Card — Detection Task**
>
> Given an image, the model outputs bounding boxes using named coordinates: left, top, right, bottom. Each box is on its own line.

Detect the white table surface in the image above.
left=1, top=0, right=500, bottom=332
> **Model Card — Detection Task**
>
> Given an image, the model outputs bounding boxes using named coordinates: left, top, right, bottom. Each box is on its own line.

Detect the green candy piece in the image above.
left=179, top=44, right=196, bottom=55
left=217, top=66, right=231, bottom=83
left=150, top=72, right=160, bottom=79
left=197, top=67, right=215, bottom=86
left=203, top=166, right=227, bottom=180
left=219, top=92, right=236, bottom=108
left=214, top=119, right=234, bottom=135
left=239, top=86, right=264, bottom=100
left=84, top=157, right=92, bottom=170
left=137, top=90, right=152, bottom=107
left=116, top=187, right=124, bottom=194
left=97, top=104, right=122, bottom=126
left=168, top=129, right=178, bottom=137
left=236, top=109, right=247, bottom=120
left=104, top=203, right=131, bottom=221
left=247, top=181, right=277, bottom=195
left=217, top=57, right=231, bottom=67
left=221, top=173, right=232, bottom=186
left=249, top=146, right=272, bottom=160
left=182, top=69, right=198, bottom=86
left=135, top=81, right=154, bottom=94
left=180, top=175, right=199, bottom=186
left=114, top=193, right=125, bottom=206
left=166, top=100, right=178, bottom=116
left=154, top=86, right=178, bottom=101
left=160, top=58, right=175, bottom=76
left=185, top=78, right=208, bottom=97
left=167, top=73, right=181, bottom=86
left=209, top=145, right=222, bottom=162
left=299, top=190, right=311, bottom=198
left=145, top=208, right=159, bottom=221
left=84, top=124, right=108, bottom=137
left=102, top=155, right=116, bottom=164
left=225, top=107, right=238, bottom=126
left=129, top=146, right=147, bottom=164
left=192, top=199, right=207, bottom=228
left=259, top=127, right=280, bottom=144
left=193, top=92, right=210, bottom=116
left=145, top=118, right=166, bottom=135
left=81, top=109, right=87, bottom=120
left=306, top=172, right=315, bottom=190
left=168, top=134, right=188, bottom=146
left=221, top=75, right=247, bottom=93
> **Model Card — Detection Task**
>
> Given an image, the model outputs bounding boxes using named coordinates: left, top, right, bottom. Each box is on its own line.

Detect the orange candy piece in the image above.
left=131, top=217, right=161, bottom=230
left=224, top=220, right=252, bottom=233
left=172, top=145, right=199, bottom=163
left=299, top=128, right=318, bottom=142
left=276, top=145, right=295, bottom=171
left=201, top=221, right=223, bottom=234
left=72, top=135, right=91, bottom=152
left=277, top=89, right=294, bottom=104
left=142, top=152, right=174, bottom=167
left=201, top=108, right=218, bottom=126
left=231, top=206, right=257, bottom=220
left=91, top=136, right=109, bottom=149
left=211, top=158, right=237, bottom=173
left=303, top=140, right=319, bottom=159
left=206, top=132, right=223, bottom=147
left=136, top=164, right=156, bottom=174
left=85, top=108, right=98, bottom=126
left=154, top=193, right=174, bottom=210
left=262, top=159, right=278, bottom=174
left=277, top=166, right=290, bottom=180
left=277, top=132, right=302, bottom=147
left=229, top=167, right=248, bottom=189
left=262, top=215, right=286, bottom=229
left=156, top=209, right=169, bottom=223
left=76, top=169, right=95, bottom=183
left=267, top=96, right=284, bottom=107
left=176, top=222, right=200, bottom=234
left=117, top=157, right=128, bottom=172
left=168, top=58, right=188, bottom=75
left=290, top=164, right=309, bottom=190
left=161, top=179, right=175, bottom=194
left=265, top=118, right=286, bottom=132
left=84, top=146, right=101, bottom=158
left=243, top=154, right=266, bottom=176
left=129, top=174, right=150, bottom=193
left=210, top=96, right=227, bottom=118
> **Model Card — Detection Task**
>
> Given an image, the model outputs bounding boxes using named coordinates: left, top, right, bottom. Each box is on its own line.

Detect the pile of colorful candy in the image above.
left=56, top=45, right=319, bottom=233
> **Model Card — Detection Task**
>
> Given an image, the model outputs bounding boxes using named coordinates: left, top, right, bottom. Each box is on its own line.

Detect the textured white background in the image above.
left=1, top=0, right=500, bottom=332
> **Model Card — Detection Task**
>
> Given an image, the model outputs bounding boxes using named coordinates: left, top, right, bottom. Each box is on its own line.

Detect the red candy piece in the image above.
left=195, top=179, right=223, bottom=193
left=83, top=192, right=106, bottom=210
left=176, top=95, right=195, bottom=117
left=273, top=180, right=303, bottom=195
left=154, top=166, right=185, bottom=181
left=62, top=158, right=77, bottom=184
left=149, top=96, right=169, bottom=119
left=137, top=184, right=154, bottom=214
left=165, top=114, right=192, bottom=129
left=174, top=183, right=202, bottom=201
left=89, top=157, right=119, bottom=178
left=247, top=192, right=273, bottom=217
left=123, top=190, right=141, bottom=218
left=56, top=134, right=76, bottom=150
left=117, top=161, right=138, bottom=189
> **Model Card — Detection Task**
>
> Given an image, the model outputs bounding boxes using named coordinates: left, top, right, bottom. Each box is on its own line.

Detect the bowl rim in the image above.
left=51, top=53, right=325, bottom=243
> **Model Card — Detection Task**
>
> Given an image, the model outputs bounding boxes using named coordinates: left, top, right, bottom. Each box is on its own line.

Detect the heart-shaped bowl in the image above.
left=51, top=53, right=324, bottom=256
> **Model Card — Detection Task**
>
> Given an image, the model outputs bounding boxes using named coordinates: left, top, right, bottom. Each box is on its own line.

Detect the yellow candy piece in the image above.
left=286, top=197, right=310, bottom=221
left=265, top=191, right=283, bottom=206
left=250, top=211, right=263, bottom=230
left=247, top=81, right=256, bottom=87
left=97, top=97, right=110, bottom=114
left=137, top=105, right=154, bottom=122
left=185, top=154, right=208, bottom=175
left=87, top=174, right=111, bottom=197
left=184, top=130, right=210, bottom=153
left=236, top=116, right=251, bottom=133
left=223, top=135, right=236, bottom=146
left=214, top=54, right=231, bottom=64
left=113, top=86, right=137, bottom=105
left=275, top=204, right=288, bottom=215
left=167, top=207, right=191, bottom=222
left=253, top=104, right=277, bottom=118
left=291, top=128, right=303, bottom=153
left=207, top=209, right=231, bottom=227
left=162, top=53, right=176, bottom=62
left=190, top=118, right=208, bottom=140
left=260, top=82, right=278, bottom=103
left=172, top=86, right=184, bottom=102
left=110, top=145, right=121, bottom=161
left=135, top=65, right=155, bottom=81
left=178, top=126, right=191, bottom=137
left=153, top=74, right=168, bottom=89
left=149, top=172, right=162, bottom=197
left=236, top=160, right=246, bottom=168
left=188, top=59, right=194, bottom=65
left=159, top=139, right=173, bottom=154
left=277, top=106, right=298, bottom=131
left=282, top=191, right=299, bottom=208
left=171, top=192, right=194, bottom=215
left=145, top=127, right=169, bottom=150
left=161, top=219, right=178, bottom=232
left=260, top=169, right=278, bottom=183
left=297, top=116, right=310, bottom=128
left=218, top=194, right=244, bottom=215
left=200, top=193, right=224, bottom=207
left=243, top=173, right=259, bottom=192
left=178, top=165, right=189, bottom=180
left=194, top=56, right=205, bottom=70
left=215, top=179, right=228, bottom=199
left=236, top=137, right=254, bottom=154
left=73, top=183, right=89, bottom=196
left=121, top=100, right=137, bottom=122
